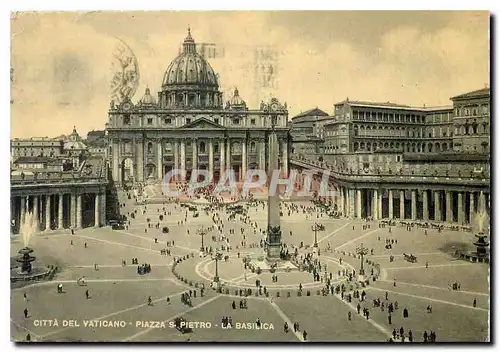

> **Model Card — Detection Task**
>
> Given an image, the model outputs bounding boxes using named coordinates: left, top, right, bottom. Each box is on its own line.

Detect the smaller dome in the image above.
left=226, top=87, right=247, bottom=110
left=139, top=87, right=156, bottom=105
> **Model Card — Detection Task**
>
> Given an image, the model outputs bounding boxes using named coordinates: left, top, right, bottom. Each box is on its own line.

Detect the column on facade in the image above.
left=258, top=139, right=265, bottom=171
left=356, top=189, right=362, bottom=219
left=33, top=196, right=39, bottom=231
left=372, top=189, right=378, bottom=220
left=434, top=190, right=441, bottom=221
left=112, top=138, right=119, bottom=183
left=44, top=194, right=51, bottom=231
left=180, top=139, right=186, bottom=176
left=378, top=190, right=383, bottom=219
left=219, top=138, right=226, bottom=174
left=136, top=138, right=144, bottom=182
left=399, top=190, right=405, bottom=219
left=173, top=140, right=179, bottom=181
left=411, top=190, right=417, bottom=221
left=70, top=194, right=76, bottom=228
left=192, top=138, right=198, bottom=171
left=58, top=194, right=64, bottom=229
left=76, top=194, right=82, bottom=229
left=469, top=191, right=475, bottom=224
left=20, top=196, right=26, bottom=228
left=445, top=191, right=452, bottom=222
left=94, top=193, right=100, bottom=227
left=241, top=139, right=247, bottom=181
left=422, top=190, right=429, bottom=221
left=388, top=190, right=393, bottom=220
left=157, top=139, right=163, bottom=180
left=457, top=192, right=464, bottom=225
left=282, top=138, right=288, bottom=177
left=208, top=139, right=214, bottom=181
left=226, top=139, right=231, bottom=171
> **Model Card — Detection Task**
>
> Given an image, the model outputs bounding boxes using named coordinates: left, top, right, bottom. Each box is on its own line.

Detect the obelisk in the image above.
left=266, top=115, right=282, bottom=260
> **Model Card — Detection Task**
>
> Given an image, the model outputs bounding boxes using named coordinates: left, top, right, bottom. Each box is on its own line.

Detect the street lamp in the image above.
left=356, top=242, right=369, bottom=277
left=311, top=222, right=321, bottom=248
left=212, top=250, right=223, bottom=282
left=197, top=225, right=208, bottom=252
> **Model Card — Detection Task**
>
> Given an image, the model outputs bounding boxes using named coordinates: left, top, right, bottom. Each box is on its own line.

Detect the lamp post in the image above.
left=197, top=225, right=208, bottom=252
left=356, top=242, right=369, bottom=278
left=311, top=222, right=321, bottom=248
left=213, top=250, right=222, bottom=282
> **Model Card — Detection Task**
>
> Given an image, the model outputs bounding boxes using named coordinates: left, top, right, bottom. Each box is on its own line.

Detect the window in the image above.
left=214, top=143, right=219, bottom=153
left=233, top=118, right=240, bottom=125
left=199, top=141, right=206, bottom=154
left=123, top=115, right=131, bottom=125
left=251, top=118, right=256, bottom=125
left=396, top=156, right=401, bottom=162
left=164, top=118, right=171, bottom=124
left=186, top=118, right=191, bottom=124
left=147, top=118, right=153, bottom=125
left=214, top=118, right=219, bottom=124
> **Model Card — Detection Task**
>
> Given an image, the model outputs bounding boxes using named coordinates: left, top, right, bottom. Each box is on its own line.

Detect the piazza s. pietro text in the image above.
left=10, top=11, right=490, bottom=343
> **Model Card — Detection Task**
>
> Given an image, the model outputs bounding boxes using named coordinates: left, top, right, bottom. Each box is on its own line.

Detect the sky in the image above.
left=10, top=11, right=490, bottom=138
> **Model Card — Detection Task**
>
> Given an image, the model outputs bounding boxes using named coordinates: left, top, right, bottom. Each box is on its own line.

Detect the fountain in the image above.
left=458, top=211, right=490, bottom=264
left=11, top=197, right=55, bottom=283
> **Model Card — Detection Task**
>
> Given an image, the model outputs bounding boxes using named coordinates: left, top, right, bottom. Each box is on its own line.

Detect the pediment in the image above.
left=181, top=117, right=225, bottom=130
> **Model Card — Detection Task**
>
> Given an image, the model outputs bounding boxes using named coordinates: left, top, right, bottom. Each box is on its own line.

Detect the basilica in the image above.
left=106, top=29, right=290, bottom=186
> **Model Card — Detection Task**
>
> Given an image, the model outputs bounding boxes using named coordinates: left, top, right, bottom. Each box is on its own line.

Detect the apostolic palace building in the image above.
left=106, top=29, right=290, bottom=187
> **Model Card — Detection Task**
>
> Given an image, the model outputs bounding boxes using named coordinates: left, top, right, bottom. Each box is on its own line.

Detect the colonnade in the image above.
left=335, top=187, right=489, bottom=224
left=11, top=192, right=105, bottom=234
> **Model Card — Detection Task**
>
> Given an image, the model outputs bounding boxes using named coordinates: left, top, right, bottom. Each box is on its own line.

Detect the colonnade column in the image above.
left=33, top=196, right=39, bottom=231
left=388, top=190, right=393, bottom=219
left=348, top=189, right=355, bottom=218
left=356, top=189, right=362, bottom=219
left=340, top=188, right=345, bottom=216
left=76, top=194, right=82, bottom=229
left=94, top=193, right=100, bottom=228
left=372, top=189, right=378, bottom=220
left=100, top=193, right=106, bottom=227
left=20, top=197, right=26, bottom=227
left=219, top=138, right=226, bottom=174
left=479, top=191, right=485, bottom=214
left=192, top=138, right=198, bottom=171
left=399, top=190, right=405, bottom=219
left=208, top=139, right=214, bottom=181
left=457, top=192, right=464, bottom=224
left=469, top=192, right=475, bottom=224
left=434, top=191, right=441, bottom=221
left=411, top=190, right=417, bottom=221
left=70, top=194, right=76, bottom=228
left=445, top=191, right=452, bottom=222
left=241, top=139, right=247, bottom=181
left=58, top=194, right=64, bottom=229
left=44, top=195, right=51, bottom=231
left=422, top=190, right=429, bottom=221
left=157, top=140, right=163, bottom=180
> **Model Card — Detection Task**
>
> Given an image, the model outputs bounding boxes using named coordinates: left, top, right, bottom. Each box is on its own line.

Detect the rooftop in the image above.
left=451, top=87, right=490, bottom=101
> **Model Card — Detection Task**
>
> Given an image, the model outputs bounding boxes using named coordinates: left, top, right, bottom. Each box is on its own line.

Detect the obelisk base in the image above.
left=266, top=242, right=281, bottom=260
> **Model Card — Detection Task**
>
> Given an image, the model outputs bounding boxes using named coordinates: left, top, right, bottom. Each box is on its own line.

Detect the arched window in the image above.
left=147, top=142, right=153, bottom=154
left=428, top=143, right=433, bottom=152
left=354, top=125, right=359, bottom=136
left=250, top=141, right=256, bottom=152
left=353, top=142, right=359, bottom=151
left=199, top=141, right=206, bottom=154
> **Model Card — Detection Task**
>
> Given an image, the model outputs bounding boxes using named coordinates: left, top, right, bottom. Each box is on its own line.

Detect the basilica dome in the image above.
left=161, top=29, right=218, bottom=89
left=159, top=28, right=223, bottom=110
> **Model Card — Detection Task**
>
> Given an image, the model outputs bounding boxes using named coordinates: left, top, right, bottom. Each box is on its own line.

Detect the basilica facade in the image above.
left=106, top=29, right=290, bottom=186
